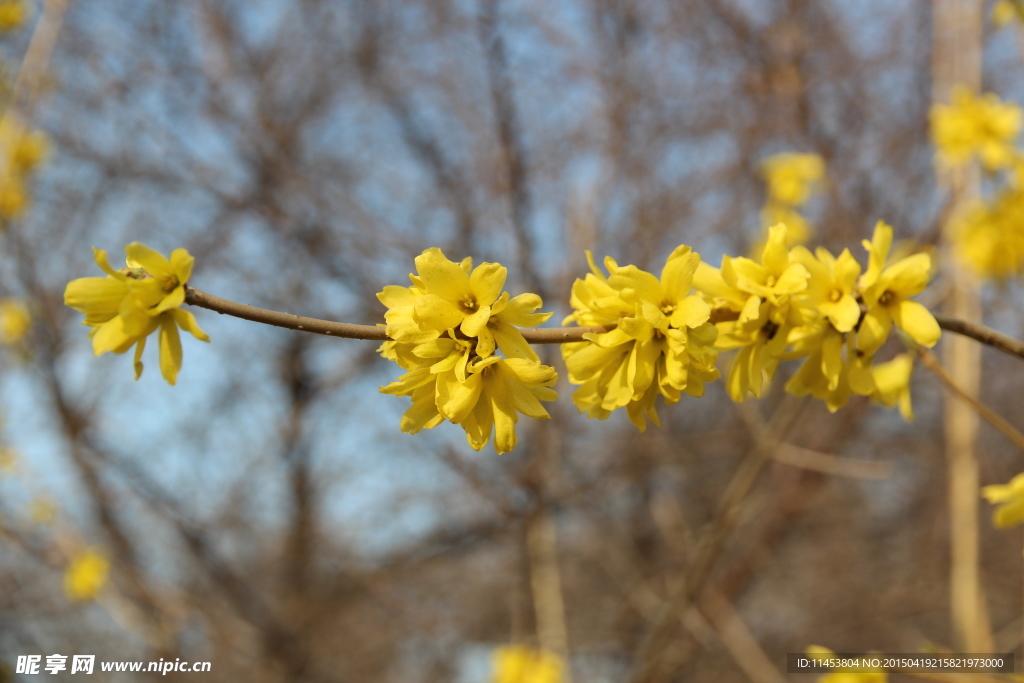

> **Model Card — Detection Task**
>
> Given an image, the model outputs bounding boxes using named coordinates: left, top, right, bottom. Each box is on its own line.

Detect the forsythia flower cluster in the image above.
left=561, top=222, right=937, bottom=425
left=560, top=246, right=720, bottom=431
left=64, top=243, right=209, bottom=385
left=982, top=473, right=1024, bottom=529
left=64, top=548, right=110, bottom=601
left=992, top=0, right=1024, bottom=28
left=931, top=87, right=1024, bottom=279
left=0, top=114, right=47, bottom=220
left=68, top=224, right=940, bottom=453
left=377, top=248, right=557, bottom=454
left=757, top=152, right=825, bottom=249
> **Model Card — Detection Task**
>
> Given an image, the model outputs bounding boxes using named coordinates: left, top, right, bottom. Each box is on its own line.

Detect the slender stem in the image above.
left=917, top=350, right=1024, bottom=453
left=186, top=286, right=1024, bottom=362
left=935, top=313, right=1024, bottom=362
left=184, top=286, right=613, bottom=344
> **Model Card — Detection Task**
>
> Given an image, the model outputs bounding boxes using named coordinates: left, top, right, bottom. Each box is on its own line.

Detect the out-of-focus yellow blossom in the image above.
left=983, top=473, right=1024, bottom=528
left=0, top=298, right=30, bottom=343
left=0, top=446, right=16, bottom=472
left=29, top=497, right=57, bottom=525
left=695, top=223, right=808, bottom=401
left=562, top=245, right=719, bottom=430
left=871, top=354, right=914, bottom=422
left=759, top=153, right=825, bottom=207
left=857, top=221, right=940, bottom=354
left=806, top=646, right=887, bottom=683
left=378, top=249, right=556, bottom=453
left=0, top=114, right=48, bottom=220
left=931, top=86, right=1022, bottom=171
left=492, top=645, right=564, bottom=683
left=64, top=548, right=110, bottom=601
left=757, top=202, right=812, bottom=249
left=993, top=0, right=1024, bottom=27
left=0, top=1, right=26, bottom=32
left=950, top=190, right=1024, bottom=279
left=63, top=243, right=209, bottom=385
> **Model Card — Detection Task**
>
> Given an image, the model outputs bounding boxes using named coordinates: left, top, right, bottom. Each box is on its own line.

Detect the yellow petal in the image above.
left=133, top=337, right=146, bottom=380
left=669, top=295, right=711, bottom=329
left=892, top=299, right=941, bottom=347
left=92, top=316, right=134, bottom=356
left=829, top=293, right=861, bottom=333
left=125, top=242, right=172, bottom=276
left=169, top=248, right=194, bottom=284
left=995, top=497, right=1024, bottom=528
left=660, top=247, right=699, bottom=300
left=172, top=308, right=210, bottom=342
left=415, top=247, right=470, bottom=301
left=150, top=284, right=186, bottom=315
left=460, top=304, right=491, bottom=337
left=440, top=372, right=482, bottom=423
left=92, top=247, right=121, bottom=277
left=377, top=285, right=418, bottom=308
left=493, top=321, right=538, bottom=361
left=159, top=315, right=182, bottom=385
left=487, top=374, right=518, bottom=454
left=857, top=306, right=892, bottom=354
left=609, top=265, right=663, bottom=304
left=64, top=277, right=127, bottom=323
left=501, top=357, right=558, bottom=386
left=880, top=253, right=931, bottom=297
left=468, top=262, right=507, bottom=306
left=761, top=223, right=790, bottom=275
left=497, top=293, right=551, bottom=328
left=413, top=294, right=465, bottom=331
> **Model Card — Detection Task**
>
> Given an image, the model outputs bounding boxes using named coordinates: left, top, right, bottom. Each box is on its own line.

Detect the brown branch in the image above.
left=935, top=313, right=1024, bottom=362
left=917, top=350, right=1024, bottom=454
left=184, top=285, right=613, bottom=343
left=186, top=286, right=1024, bottom=358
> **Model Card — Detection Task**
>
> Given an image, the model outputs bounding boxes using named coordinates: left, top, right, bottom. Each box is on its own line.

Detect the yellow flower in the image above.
left=950, top=190, right=1024, bottom=280
left=806, top=646, right=887, bottom=683
left=695, top=224, right=809, bottom=401
left=792, top=246, right=862, bottom=333
left=0, top=114, right=48, bottom=220
left=378, top=250, right=557, bottom=452
left=759, top=152, right=825, bottom=207
left=871, top=354, right=914, bottom=422
left=64, top=244, right=209, bottom=384
left=785, top=325, right=874, bottom=413
left=857, top=221, right=940, bottom=354
left=0, top=1, right=26, bottom=32
left=412, top=248, right=508, bottom=339
left=492, top=645, right=564, bottom=683
left=756, top=202, right=812, bottom=249
left=0, top=446, right=16, bottom=472
left=563, top=245, right=719, bottom=429
left=64, top=548, right=110, bottom=601
left=993, top=0, right=1024, bottom=27
left=983, top=473, right=1024, bottom=528
left=931, top=86, right=1022, bottom=171
left=29, top=497, right=56, bottom=525
left=0, top=298, right=30, bottom=344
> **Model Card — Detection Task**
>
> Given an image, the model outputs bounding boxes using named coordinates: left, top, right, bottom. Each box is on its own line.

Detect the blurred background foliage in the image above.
left=0, top=0, right=1022, bottom=681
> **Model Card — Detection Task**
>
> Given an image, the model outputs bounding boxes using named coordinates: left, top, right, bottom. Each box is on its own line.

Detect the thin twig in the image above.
left=187, top=286, right=1024, bottom=359
left=184, top=286, right=612, bottom=343
left=935, top=314, right=1024, bottom=362
left=917, top=350, right=1024, bottom=453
